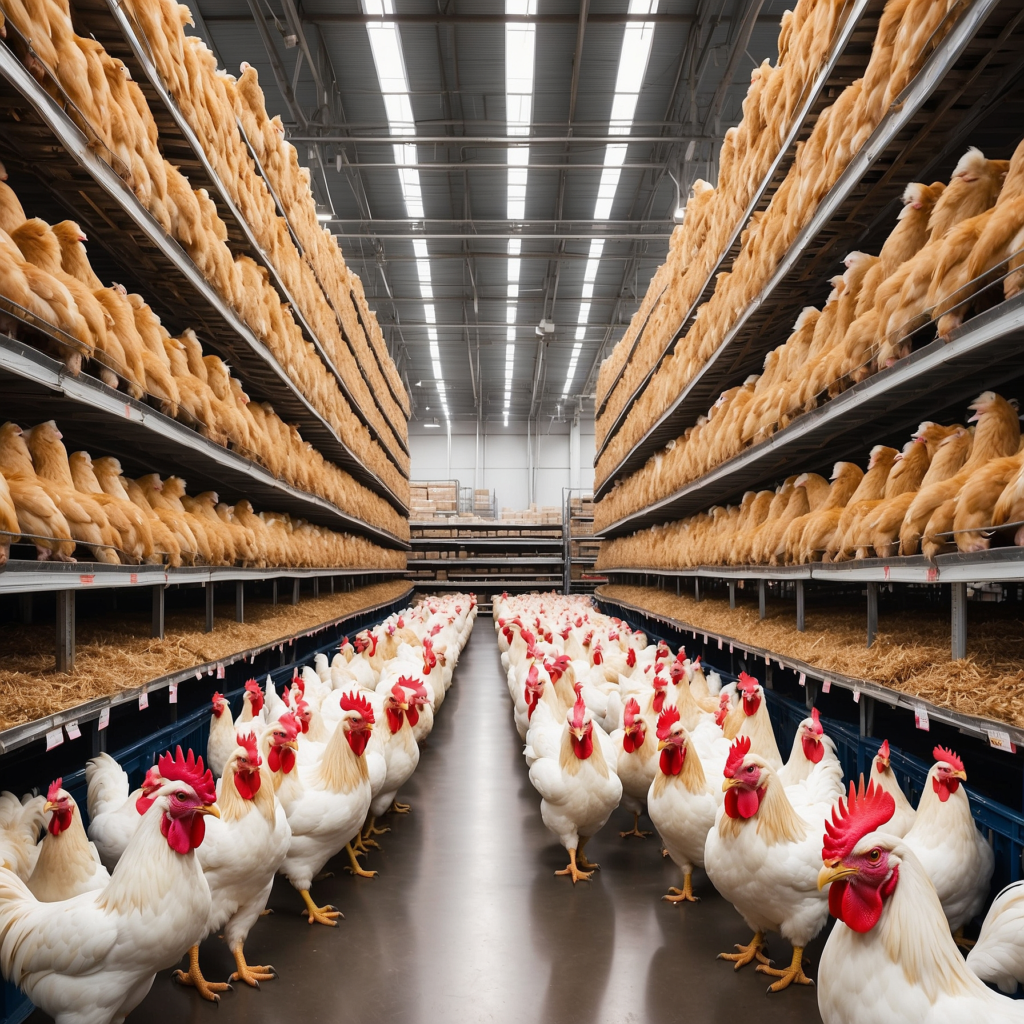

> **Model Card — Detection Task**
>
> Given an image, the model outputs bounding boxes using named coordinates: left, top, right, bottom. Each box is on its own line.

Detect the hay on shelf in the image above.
left=599, top=584, right=1024, bottom=729
left=0, top=580, right=410, bottom=730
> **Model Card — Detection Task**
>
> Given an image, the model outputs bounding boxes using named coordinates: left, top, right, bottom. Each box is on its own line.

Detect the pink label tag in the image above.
left=98, top=707, right=109, bottom=731
left=927, top=568, right=938, bottom=582
left=168, top=683, right=178, bottom=704
left=130, top=573, right=138, bottom=585
left=729, top=643, right=734, bottom=653
left=64, top=719, right=81, bottom=740
left=46, top=727, right=63, bottom=750
left=883, top=565, right=890, bottom=580
left=717, top=638, right=723, bottom=649
left=138, top=692, right=149, bottom=710
left=798, top=673, right=806, bottom=687
left=853, top=690, right=861, bottom=704
left=915, top=707, right=930, bottom=731
left=216, top=664, right=225, bottom=679
left=79, top=574, right=95, bottom=585
left=822, top=679, right=832, bottom=694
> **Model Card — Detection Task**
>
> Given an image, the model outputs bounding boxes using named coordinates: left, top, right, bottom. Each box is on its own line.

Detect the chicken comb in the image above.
left=158, top=746, right=216, bottom=804
left=933, top=745, right=964, bottom=772
left=737, top=671, right=759, bottom=694
left=212, top=691, right=226, bottom=707
left=399, top=676, right=430, bottom=705
left=876, top=739, right=891, bottom=764
left=46, top=778, right=63, bottom=802
left=623, top=697, right=641, bottom=730
left=569, top=693, right=588, bottom=731
left=626, top=648, right=636, bottom=668
left=822, top=778, right=895, bottom=864
left=723, top=736, right=752, bottom=778
left=547, top=655, right=570, bottom=681
left=809, top=708, right=823, bottom=734
left=276, top=712, right=300, bottom=741
left=339, top=690, right=375, bottom=724
left=236, top=732, right=261, bottom=765
left=430, top=623, right=443, bottom=636
left=656, top=705, right=681, bottom=741
left=244, top=678, right=264, bottom=712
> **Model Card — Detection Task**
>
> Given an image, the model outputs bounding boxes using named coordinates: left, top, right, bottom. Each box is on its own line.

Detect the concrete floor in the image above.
left=30, top=628, right=825, bottom=1024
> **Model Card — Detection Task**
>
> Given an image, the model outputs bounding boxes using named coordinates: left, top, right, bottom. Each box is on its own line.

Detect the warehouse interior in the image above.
left=1, top=0, right=1024, bottom=1021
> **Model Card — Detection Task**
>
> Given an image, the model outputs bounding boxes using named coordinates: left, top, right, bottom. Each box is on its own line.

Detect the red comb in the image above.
left=46, top=778, right=63, bottom=802
left=810, top=708, right=823, bottom=734
left=656, top=704, right=681, bottom=741
left=212, top=691, right=226, bottom=705
left=339, top=690, right=375, bottom=723
left=737, top=672, right=758, bottom=694
left=276, top=712, right=300, bottom=741
left=822, top=778, right=895, bottom=863
left=933, top=745, right=964, bottom=772
left=236, top=732, right=260, bottom=765
left=570, top=693, right=587, bottom=730
left=245, top=678, right=264, bottom=713
left=158, top=746, right=216, bottom=804
left=724, top=736, right=752, bottom=778
left=623, top=697, right=641, bottom=730
left=877, top=739, right=890, bottom=762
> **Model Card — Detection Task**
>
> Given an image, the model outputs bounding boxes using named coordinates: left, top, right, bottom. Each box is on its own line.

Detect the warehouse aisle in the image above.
left=31, top=629, right=823, bottom=1024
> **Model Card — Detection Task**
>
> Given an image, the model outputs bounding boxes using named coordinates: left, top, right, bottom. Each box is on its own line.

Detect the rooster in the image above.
left=867, top=740, right=916, bottom=837
left=817, top=779, right=1024, bottom=1023
left=705, top=735, right=844, bottom=991
left=527, top=692, right=623, bottom=883
left=722, top=672, right=782, bottom=769
left=206, top=690, right=236, bottom=779
left=174, top=733, right=290, bottom=999
left=85, top=755, right=162, bottom=870
left=777, top=709, right=839, bottom=788
left=901, top=746, right=993, bottom=942
left=27, top=780, right=108, bottom=902
left=610, top=696, right=658, bottom=838
left=0, top=748, right=218, bottom=1024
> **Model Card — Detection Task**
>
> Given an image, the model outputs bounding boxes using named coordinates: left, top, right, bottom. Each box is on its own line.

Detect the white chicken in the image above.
left=777, top=708, right=840, bottom=788
left=967, top=879, right=1024, bottom=995
left=85, top=755, right=163, bottom=870
left=610, top=696, right=658, bottom=839
left=207, top=690, right=237, bottom=779
left=867, top=739, right=916, bottom=837
left=0, top=791, right=46, bottom=880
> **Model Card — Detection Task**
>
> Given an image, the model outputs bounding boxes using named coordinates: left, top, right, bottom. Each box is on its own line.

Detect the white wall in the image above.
left=409, top=417, right=595, bottom=512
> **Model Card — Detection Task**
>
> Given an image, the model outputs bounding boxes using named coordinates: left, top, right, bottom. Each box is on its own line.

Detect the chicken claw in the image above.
left=756, top=946, right=814, bottom=992
left=663, top=874, right=698, bottom=903
left=718, top=931, right=770, bottom=970
left=619, top=812, right=652, bottom=839
left=389, top=800, right=411, bottom=814
left=576, top=839, right=600, bottom=872
left=299, top=889, right=343, bottom=926
left=345, top=841, right=377, bottom=878
left=229, top=946, right=276, bottom=987
left=555, top=847, right=592, bottom=884
left=174, top=945, right=232, bottom=1001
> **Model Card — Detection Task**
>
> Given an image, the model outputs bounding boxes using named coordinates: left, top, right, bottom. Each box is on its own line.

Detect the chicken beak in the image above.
left=283, top=740, right=299, bottom=751
left=722, top=777, right=742, bottom=792
left=43, top=800, right=58, bottom=813
left=953, top=769, right=967, bottom=782
left=198, top=804, right=220, bottom=818
left=818, top=863, right=857, bottom=890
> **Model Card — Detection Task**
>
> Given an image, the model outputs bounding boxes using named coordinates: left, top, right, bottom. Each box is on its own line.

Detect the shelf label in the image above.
left=717, top=638, right=723, bottom=649
left=124, top=403, right=131, bottom=418
left=883, top=565, right=890, bottom=580
left=64, top=719, right=81, bottom=740
left=703, top=633, right=708, bottom=644
left=853, top=690, right=861, bottom=704
left=168, top=683, right=178, bottom=704
left=927, top=568, right=938, bottom=582
left=79, top=574, right=95, bottom=585
left=216, top=664, right=225, bottom=679
left=986, top=729, right=1016, bottom=754
left=130, top=573, right=138, bottom=585
left=195, top=670, right=203, bottom=680
left=765, top=653, right=770, bottom=665
left=138, top=691, right=149, bottom=710
left=822, top=679, right=832, bottom=694
left=798, top=672, right=806, bottom=687
left=45, top=727, right=64, bottom=751
left=914, top=707, right=930, bottom=731
left=729, top=643, right=734, bottom=653
left=98, top=707, right=110, bottom=731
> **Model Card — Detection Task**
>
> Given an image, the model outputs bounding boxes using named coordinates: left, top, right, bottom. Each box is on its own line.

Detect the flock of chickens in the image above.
left=598, top=388, right=1024, bottom=570
left=0, top=594, right=474, bottom=1023
left=596, top=0, right=967, bottom=482
left=598, top=140, right=1024, bottom=528
left=0, top=174, right=407, bottom=541
left=498, top=592, right=1024, bottom=1021
left=0, top=0, right=410, bottom=501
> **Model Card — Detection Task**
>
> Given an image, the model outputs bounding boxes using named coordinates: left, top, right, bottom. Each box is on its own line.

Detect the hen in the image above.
left=867, top=739, right=916, bottom=837
left=85, top=754, right=162, bottom=870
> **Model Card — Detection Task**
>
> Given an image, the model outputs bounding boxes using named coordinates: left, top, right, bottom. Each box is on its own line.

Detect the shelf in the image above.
left=598, top=292, right=1024, bottom=538
left=410, top=520, right=563, bottom=530
left=0, top=582, right=413, bottom=756
left=408, top=557, right=564, bottom=567
left=0, top=41, right=408, bottom=517
left=66, top=0, right=409, bottom=470
left=594, top=0, right=1024, bottom=497
left=597, top=587, right=1024, bottom=747
left=414, top=579, right=561, bottom=588
left=409, top=537, right=563, bottom=548
left=0, top=332, right=409, bottom=549
left=594, top=0, right=884, bottom=447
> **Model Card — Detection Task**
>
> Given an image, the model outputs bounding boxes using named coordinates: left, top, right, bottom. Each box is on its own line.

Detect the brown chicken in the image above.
left=785, top=462, right=865, bottom=564
left=824, top=446, right=900, bottom=561
left=94, top=458, right=182, bottom=567
left=941, top=450, right=1024, bottom=556
left=0, top=467, right=22, bottom=566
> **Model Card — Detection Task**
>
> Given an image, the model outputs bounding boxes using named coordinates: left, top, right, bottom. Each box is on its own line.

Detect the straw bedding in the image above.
left=0, top=580, right=410, bottom=730
left=599, top=584, right=1024, bottom=729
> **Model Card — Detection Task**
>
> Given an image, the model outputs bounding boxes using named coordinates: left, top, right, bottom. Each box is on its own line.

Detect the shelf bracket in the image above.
left=18, top=593, right=32, bottom=624
left=729, top=580, right=736, bottom=609
left=951, top=581, right=967, bottom=660
left=313, top=577, right=320, bottom=599
left=205, top=582, right=215, bottom=633
left=235, top=581, right=244, bottom=624
left=758, top=579, right=766, bottom=620
left=56, top=589, right=74, bottom=673
left=151, top=584, right=165, bottom=640
left=796, top=579, right=805, bottom=632
left=867, top=581, right=878, bottom=648
left=272, top=579, right=278, bottom=606
left=292, top=579, right=301, bottom=605
left=694, top=577, right=702, bottom=603
left=859, top=694, right=875, bottom=739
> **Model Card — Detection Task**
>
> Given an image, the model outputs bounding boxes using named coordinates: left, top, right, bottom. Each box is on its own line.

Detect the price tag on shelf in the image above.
left=853, top=690, right=861, bottom=704
left=822, top=679, right=832, bottom=694
left=216, top=664, right=225, bottom=680
left=798, top=673, right=806, bottom=687
left=98, top=707, right=109, bottom=731
left=168, top=683, right=178, bottom=705
left=138, top=691, right=149, bottom=711
left=765, top=653, right=770, bottom=665
left=46, top=727, right=64, bottom=751
left=914, top=707, right=930, bottom=731
left=717, top=638, right=723, bottom=650
left=729, top=643, right=734, bottom=653
left=64, top=720, right=81, bottom=740
left=195, top=670, right=203, bottom=680
left=703, top=634, right=708, bottom=644
left=987, top=729, right=1016, bottom=753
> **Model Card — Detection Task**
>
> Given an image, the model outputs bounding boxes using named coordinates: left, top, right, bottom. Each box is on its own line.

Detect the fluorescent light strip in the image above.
left=564, top=0, right=657, bottom=399
left=365, top=0, right=447, bottom=420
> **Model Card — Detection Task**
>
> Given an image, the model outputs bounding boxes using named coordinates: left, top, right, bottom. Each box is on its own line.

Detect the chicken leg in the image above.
left=355, top=815, right=389, bottom=852
left=719, top=931, right=771, bottom=970
left=663, top=873, right=698, bottom=903
left=554, top=847, right=592, bottom=884
left=299, top=889, right=343, bottom=926
left=229, top=945, right=276, bottom=987
left=576, top=837, right=600, bottom=872
left=389, top=799, right=411, bottom=813
left=344, top=841, right=377, bottom=878
left=756, top=945, right=814, bottom=992
left=173, top=945, right=231, bottom=1001
left=619, top=811, right=652, bottom=839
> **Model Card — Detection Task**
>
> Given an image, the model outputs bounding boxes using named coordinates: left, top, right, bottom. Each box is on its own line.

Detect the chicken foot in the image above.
left=576, top=838, right=600, bottom=872
left=554, top=847, right=592, bottom=884
left=299, top=888, right=343, bottom=926
left=344, top=841, right=377, bottom=878
left=229, top=945, right=276, bottom=987
left=619, top=812, right=652, bottom=839
left=756, top=945, right=814, bottom=992
left=718, top=931, right=771, bottom=970
left=663, top=874, right=698, bottom=903
left=173, top=945, right=232, bottom=1001
left=389, top=800, right=411, bottom=814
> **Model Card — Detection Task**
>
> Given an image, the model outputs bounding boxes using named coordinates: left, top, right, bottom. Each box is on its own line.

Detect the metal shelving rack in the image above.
left=563, top=489, right=603, bottom=594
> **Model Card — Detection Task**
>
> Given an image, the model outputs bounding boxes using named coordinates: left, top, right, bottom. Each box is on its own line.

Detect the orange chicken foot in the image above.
left=229, top=945, right=275, bottom=987
left=173, top=945, right=231, bottom=1001
left=663, top=874, right=698, bottom=903
left=554, top=847, right=592, bottom=884
left=619, top=812, right=652, bottom=839
left=389, top=800, right=411, bottom=814
left=756, top=945, right=814, bottom=992
left=299, top=889, right=343, bottom=926
left=576, top=837, right=600, bottom=872
left=719, top=931, right=771, bottom=970
left=344, top=841, right=377, bottom=878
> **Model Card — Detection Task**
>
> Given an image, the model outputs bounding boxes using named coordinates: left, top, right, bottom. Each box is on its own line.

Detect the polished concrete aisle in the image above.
left=30, top=629, right=825, bottom=1024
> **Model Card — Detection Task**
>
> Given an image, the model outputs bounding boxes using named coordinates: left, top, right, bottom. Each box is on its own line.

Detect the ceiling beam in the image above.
left=206, top=12, right=780, bottom=24
left=332, top=232, right=671, bottom=240
left=290, top=134, right=722, bottom=144
left=318, top=162, right=674, bottom=169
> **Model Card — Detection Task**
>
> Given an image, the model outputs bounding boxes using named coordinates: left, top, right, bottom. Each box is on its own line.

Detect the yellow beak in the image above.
left=199, top=804, right=220, bottom=818
left=722, top=777, right=742, bottom=792
left=43, top=800, right=58, bottom=813
left=818, top=863, right=857, bottom=890
left=657, top=739, right=669, bottom=751
left=953, top=769, right=967, bottom=782
left=283, top=739, right=299, bottom=750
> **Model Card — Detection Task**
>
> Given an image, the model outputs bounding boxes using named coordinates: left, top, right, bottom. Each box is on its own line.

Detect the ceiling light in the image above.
left=284, top=32, right=298, bottom=48
left=673, top=206, right=686, bottom=223
left=414, top=380, right=422, bottom=386
left=316, top=210, right=332, bottom=222
left=424, top=417, right=441, bottom=428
